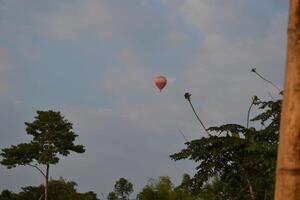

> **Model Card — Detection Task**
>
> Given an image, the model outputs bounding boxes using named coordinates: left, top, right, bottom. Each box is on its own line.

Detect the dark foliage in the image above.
left=107, top=177, right=133, bottom=200
left=171, top=99, right=281, bottom=199
left=0, top=178, right=99, bottom=200
left=1, top=110, right=85, bottom=168
left=137, top=175, right=195, bottom=200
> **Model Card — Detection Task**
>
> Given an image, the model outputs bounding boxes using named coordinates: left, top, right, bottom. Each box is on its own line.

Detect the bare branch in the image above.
left=251, top=68, right=282, bottom=94
left=184, top=92, right=210, bottom=136
left=27, top=163, right=46, bottom=178
left=247, top=96, right=258, bottom=128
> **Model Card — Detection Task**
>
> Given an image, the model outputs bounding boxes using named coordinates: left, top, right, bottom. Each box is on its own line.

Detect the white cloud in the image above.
left=162, top=0, right=236, bottom=33
left=40, top=0, right=159, bottom=41
left=99, top=50, right=152, bottom=96
left=181, top=0, right=236, bottom=32
left=41, top=0, right=113, bottom=39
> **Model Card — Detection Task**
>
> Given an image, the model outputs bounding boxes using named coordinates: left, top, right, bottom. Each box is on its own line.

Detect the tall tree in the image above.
left=275, top=0, right=300, bottom=199
left=0, top=110, right=85, bottom=200
left=108, top=178, right=133, bottom=200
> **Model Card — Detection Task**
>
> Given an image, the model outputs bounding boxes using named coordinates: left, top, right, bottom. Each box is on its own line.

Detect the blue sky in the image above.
left=0, top=0, right=289, bottom=197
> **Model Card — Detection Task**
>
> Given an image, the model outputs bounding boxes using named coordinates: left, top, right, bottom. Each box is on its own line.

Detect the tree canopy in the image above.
left=0, top=178, right=98, bottom=200
left=137, top=175, right=194, bottom=200
left=171, top=98, right=281, bottom=199
left=107, top=177, right=133, bottom=200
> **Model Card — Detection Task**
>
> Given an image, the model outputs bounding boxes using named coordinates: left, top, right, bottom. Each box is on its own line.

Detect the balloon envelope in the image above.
left=155, top=75, right=167, bottom=92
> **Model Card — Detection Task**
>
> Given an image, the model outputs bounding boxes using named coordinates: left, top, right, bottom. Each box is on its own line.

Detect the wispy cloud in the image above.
left=99, top=50, right=151, bottom=96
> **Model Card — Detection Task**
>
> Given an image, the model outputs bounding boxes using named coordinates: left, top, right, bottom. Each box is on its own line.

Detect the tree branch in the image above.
left=184, top=92, right=210, bottom=136
left=27, top=164, right=46, bottom=178
left=247, top=96, right=258, bottom=128
left=38, top=194, right=44, bottom=200
left=240, top=165, right=255, bottom=200
left=251, top=68, right=282, bottom=94
left=247, top=102, right=254, bottom=129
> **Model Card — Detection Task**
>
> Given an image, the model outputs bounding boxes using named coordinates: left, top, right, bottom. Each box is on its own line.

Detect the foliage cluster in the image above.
left=171, top=98, right=281, bottom=199
left=137, top=174, right=194, bottom=200
left=1, top=110, right=85, bottom=168
left=107, top=177, right=133, bottom=200
left=0, top=178, right=98, bottom=200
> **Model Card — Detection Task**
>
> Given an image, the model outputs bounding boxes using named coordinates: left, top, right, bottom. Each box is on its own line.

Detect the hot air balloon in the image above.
left=155, top=75, right=167, bottom=92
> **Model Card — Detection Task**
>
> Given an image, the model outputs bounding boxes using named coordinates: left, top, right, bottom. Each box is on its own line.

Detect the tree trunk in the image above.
left=275, top=0, right=300, bottom=199
left=44, top=164, right=49, bottom=200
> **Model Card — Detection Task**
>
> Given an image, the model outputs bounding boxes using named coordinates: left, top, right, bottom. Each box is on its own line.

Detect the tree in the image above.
left=107, top=192, right=118, bottom=200
left=175, top=173, right=192, bottom=194
left=274, top=0, right=300, bottom=199
left=75, top=191, right=99, bottom=200
left=171, top=97, right=281, bottom=199
left=197, top=177, right=227, bottom=200
left=0, top=110, right=85, bottom=200
left=14, top=178, right=99, bottom=200
left=137, top=176, right=194, bottom=200
left=0, top=190, right=18, bottom=200
left=108, top=178, right=133, bottom=200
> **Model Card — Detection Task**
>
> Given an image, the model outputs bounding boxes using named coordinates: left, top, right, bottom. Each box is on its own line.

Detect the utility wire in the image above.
left=178, top=129, right=188, bottom=142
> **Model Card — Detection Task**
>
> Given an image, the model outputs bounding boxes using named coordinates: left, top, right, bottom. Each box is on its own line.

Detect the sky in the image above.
left=0, top=0, right=289, bottom=197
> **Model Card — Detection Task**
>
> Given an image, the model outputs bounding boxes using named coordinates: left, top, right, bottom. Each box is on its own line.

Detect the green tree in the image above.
left=107, top=192, right=118, bottom=200
left=0, top=190, right=18, bottom=200
left=0, top=110, right=85, bottom=200
left=137, top=176, right=194, bottom=200
left=18, top=185, right=44, bottom=200
left=15, top=178, right=98, bottom=200
left=176, top=173, right=192, bottom=194
left=75, top=191, right=99, bottom=200
left=171, top=98, right=281, bottom=199
left=197, top=177, right=227, bottom=200
left=108, top=178, right=133, bottom=200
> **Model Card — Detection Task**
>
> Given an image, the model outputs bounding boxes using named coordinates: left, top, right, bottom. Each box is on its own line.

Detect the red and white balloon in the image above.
left=154, top=75, right=167, bottom=92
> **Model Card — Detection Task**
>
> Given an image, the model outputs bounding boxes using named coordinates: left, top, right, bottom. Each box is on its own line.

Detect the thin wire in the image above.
left=178, top=129, right=188, bottom=142
left=268, top=92, right=276, bottom=101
